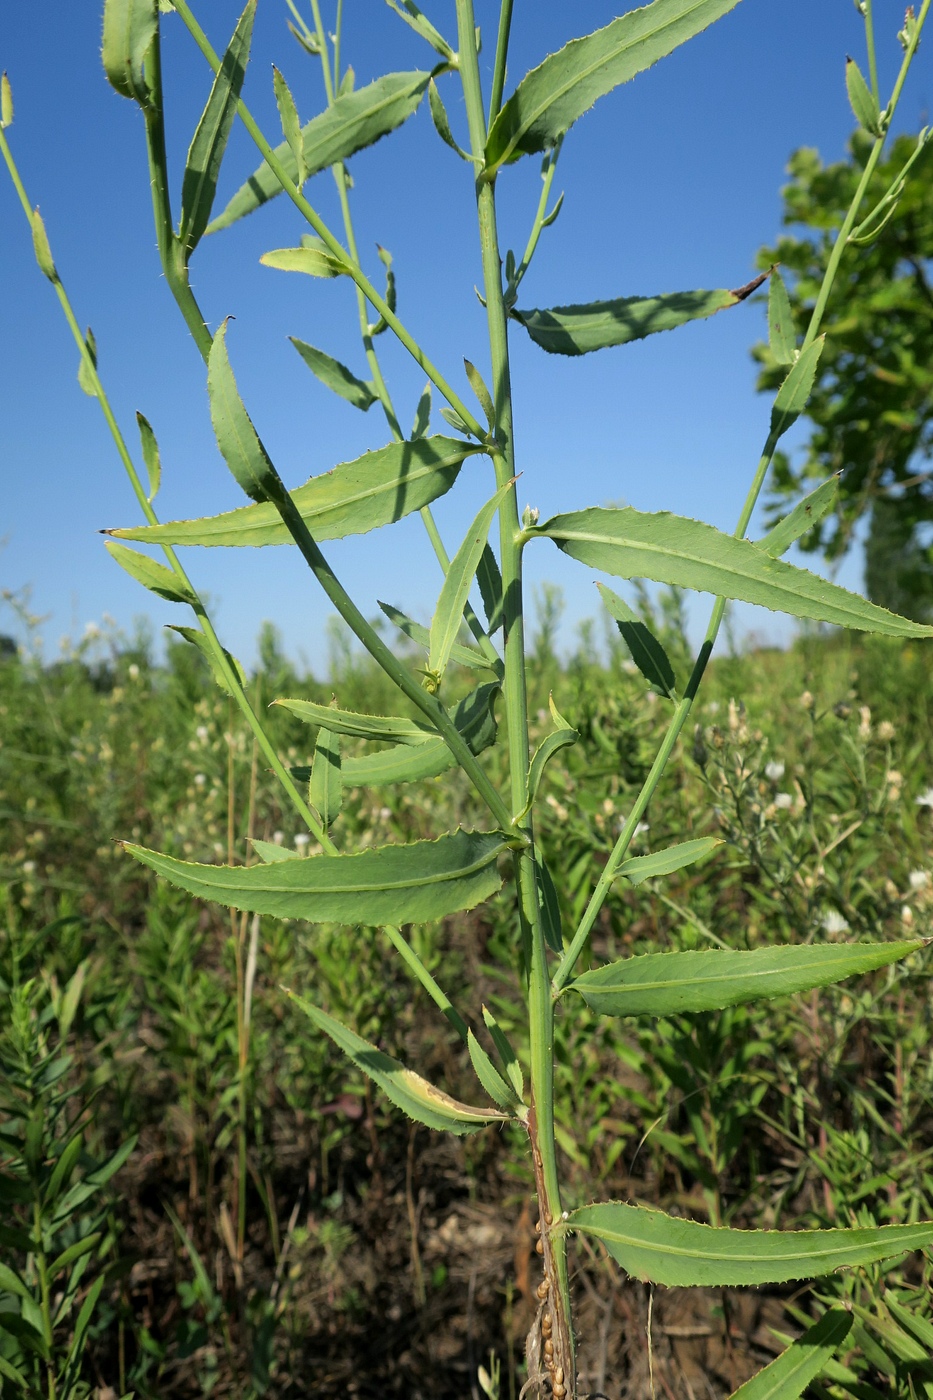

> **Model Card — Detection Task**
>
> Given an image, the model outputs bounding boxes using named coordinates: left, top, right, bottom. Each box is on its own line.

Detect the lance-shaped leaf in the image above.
left=167, top=626, right=247, bottom=696
left=430, top=481, right=513, bottom=681
left=525, top=722, right=579, bottom=815
left=288, top=995, right=506, bottom=1134
left=617, top=837, right=721, bottom=887
left=105, top=542, right=195, bottom=605
left=770, top=339, right=823, bottom=442
left=179, top=1, right=255, bottom=257
left=846, top=57, right=882, bottom=136
left=468, top=1031, right=524, bottom=1113
left=123, top=828, right=506, bottom=925
left=208, top=322, right=281, bottom=504
left=272, top=64, right=306, bottom=185
left=136, top=412, right=161, bottom=501
left=260, top=243, right=349, bottom=278
left=108, top=436, right=479, bottom=548
left=429, top=78, right=472, bottom=159
left=290, top=338, right=377, bottom=411
left=385, top=0, right=456, bottom=61
left=341, top=683, right=499, bottom=786
left=274, top=698, right=435, bottom=745
left=768, top=269, right=796, bottom=366
left=728, top=1311, right=853, bottom=1400
left=379, top=601, right=496, bottom=672
left=207, top=71, right=431, bottom=232
left=251, top=839, right=302, bottom=863
left=477, top=544, right=504, bottom=633
left=598, top=582, right=676, bottom=696
left=570, top=940, right=921, bottom=1018
left=514, top=287, right=741, bottom=356
left=102, top=0, right=157, bottom=105
left=757, top=478, right=838, bottom=558
left=310, top=721, right=341, bottom=829
left=1, top=72, right=13, bottom=130
left=535, top=507, right=933, bottom=638
left=483, top=1005, right=524, bottom=1100
left=568, top=1202, right=933, bottom=1286
left=485, top=0, right=741, bottom=171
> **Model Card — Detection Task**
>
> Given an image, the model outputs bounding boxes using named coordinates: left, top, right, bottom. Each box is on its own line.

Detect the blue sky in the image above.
left=2, top=2, right=931, bottom=671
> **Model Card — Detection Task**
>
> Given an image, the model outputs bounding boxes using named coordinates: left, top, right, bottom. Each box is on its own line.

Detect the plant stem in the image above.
left=172, top=0, right=490, bottom=444
left=489, top=0, right=514, bottom=122
left=553, top=4, right=931, bottom=993
left=383, top=926, right=470, bottom=1043
left=0, top=123, right=330, bottom=851
left=863, top=0, right=880, bottom=106
left=455, top=0, right=574, bottom=1389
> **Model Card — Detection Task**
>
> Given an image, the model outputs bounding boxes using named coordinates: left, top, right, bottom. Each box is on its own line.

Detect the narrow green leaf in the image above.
left=768, top=269, right=796, bottom=366
left=288, top=22, right=321, bottom=57
left=83, top=1135, right=137, bottom=1190
left=207, top=321, right=280, bottom=504
left=537, top=859, right=564, bottom=954
left=66, top=1275, right=104, bottom=1366
left=598, top=582, right=676, bottom=696
left=439, top=404, right=472, bottom=435
left=49, top=1234, right=102, bottom=1279
left=384, top=0, right=456, bottom=60
left=274, top=699, right=435, bottom=744
left=272, top=64, right=306, bottom=185
left=105, top=542, right=195, bottom=605
left=430, top=480, right=512, bottom=680
left=483, top=1005, right=524, bottom=1100
left=77, top=327, right=98, bottom=397
left=290, top=338, right=377, bottom=411
left=728, top=1310, right=853, bottom=1400
left=570, top=940, right=922, bottom=1017
left=250, top=839, right=302, bottom=863
left=477, top=545, right=504, bottom=633
left=846, top=56, right=882, bottom=135
left=0, top=1354, right=30, bottom=1388
left=757, top=478, right=838, bottom=558
left=514, top=287, right=740, bottom=356
left=136, top=412, right=162, bottom=501
left=109, top=436, right=478, bottom=547
left=179, top=1, right=255, bottom=256
left=536, top=506, right=933, bottom=638
left=101, top=0, right=157, bottom=105
left=31, top=208, right=57, bottom=281
left=884, top=1296, right=933, bottom=1352
left=485, top=0, right=741, bottom=170
left=310, top=721, right=342, bottom=830
left=342, top=682, right=499, bottom=786
left=207, top=71, right=431, bottom=232
left=0, top=1312, right=48, bottom=1361
left=526, top=726, right=579, bottom=813
left=379, top=601, right=496, bottom=672
left=1, top=72, right=14, bottom=129
left=260, top=243, right=349, bottom=278
left=337, top=66, right=355, bottom=98
left=568, top=1202, right=933, bottom=1286
left=167, top=626, right=247, bottom=696
left=468, top=1030, right=523, bottom=1112
left=123, top=828, right=507, bottom=925
left=367, top=243, right=397, bottom=337
left=429, top=78, right=471, bottom=159
left=412, top=383, right=432, bottom=438
left=46, top=1128, right=85, bottom=1202
left=618, top=837, right=721, bottom=887
left=770, top=339, right=823, bottom=442
left=0, top=1261, right=29, bottom=1299
left=849, top=127, right=931, bottom=245
left=464, top=359, right=496, bottom=426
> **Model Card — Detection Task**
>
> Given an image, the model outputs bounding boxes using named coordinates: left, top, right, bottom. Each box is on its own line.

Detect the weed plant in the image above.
left=2, top=2, right=933, bottom=1397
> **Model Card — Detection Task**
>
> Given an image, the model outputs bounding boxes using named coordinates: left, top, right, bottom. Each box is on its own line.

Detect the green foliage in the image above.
left=514, top=285, right=744, bottom=356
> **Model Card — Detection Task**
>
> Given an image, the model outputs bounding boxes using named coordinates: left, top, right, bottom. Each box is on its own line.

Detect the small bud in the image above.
left=31, top=208, right=57, bottom=281
left=536, top=1279, right=550, bottom=1299
left=522, top=504, right=540, bottom=528
left=535, top=1238, right=544, bottom=1254
left=1, top=72, right=13, bottom=129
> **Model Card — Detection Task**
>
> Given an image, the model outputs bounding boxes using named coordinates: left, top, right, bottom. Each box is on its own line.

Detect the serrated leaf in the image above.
left=412, top=383, right=432, bottom=438
left=429, top=77, right=471, bottom=159
left=272, top=64, right=306, bottom=185
left=477, top=544, right=503, bottom=633
left=846, top=56, right=882, bottom=135
left=618, top=837, right=721, bottom=887
left=385, top=0, right=456, bottom=60
left=167, top=626, right=247, bottom=695
left=207, top=71, right=430, bottom=232
left=123, top=828, right=507, bottom=925
left=570, top=940, right=921, bottom=1017
left=179, top=1, right=255, bottom=256
left=468, top=1030, right=523, bottom=1111
left=770, top=339, right=823, bottom=442
left=757, top=478, right=837, bottom=558
left=568, top=1202, right=933, bottom=1286
left=208, top=321, right=280, bottom=504
left=342, top=683, right=499, bottom=786
left=485, top=0, right=741, bottom=170
left=136, top=412, right=161, bottom=500
left=768, top=269, right=796, bottom=366
left=464, top=360, right=495, bottom=426
left=31, top=208, right=56, bottom=280
left=536, top=506, right=933, bottom=638
left=276, top=698, right=431, bottom=745
left=290, top=338, right=377, bottom=411
left=260, top=244, right=349, bottom=278
left=78, top=326, right=98, bottom=397
left=514, top=286, right=740, bottom=356
left=728, top=1310, right=853, bottom=1400
left=109, top=436, right=478, bottom=547
left=310, top=721, right=341, bottom=830
left=289, top=995, right=506, bottom=1133
left=1, top=72, right=13, bottom=129
left=105, top=542, right=195, bottom=605
left=102, top=0, right=157, bottom=105
left=379, top=601, right=496, bottom=672
left=598, top=582, right=676, bottom=696
left=430, top=481, right=512, bottom=680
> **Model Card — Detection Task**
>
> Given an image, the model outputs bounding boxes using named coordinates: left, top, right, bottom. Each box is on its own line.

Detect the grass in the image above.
left=1, top=597, right=933, bottom=1398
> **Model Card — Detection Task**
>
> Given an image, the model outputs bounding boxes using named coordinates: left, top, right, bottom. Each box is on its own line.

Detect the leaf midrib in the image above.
left=573, top=1217, right=932, bottom=1262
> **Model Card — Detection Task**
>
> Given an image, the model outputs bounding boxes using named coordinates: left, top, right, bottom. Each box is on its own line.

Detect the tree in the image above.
left=753, top=129, right=933, bottom=620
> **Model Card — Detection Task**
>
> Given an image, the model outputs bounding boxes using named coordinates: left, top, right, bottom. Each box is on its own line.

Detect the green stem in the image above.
left=33, top=1198, right=56, bottom=1399
left=0, top=123, right=330, bottom=852
left=863, top=0, right=879, bottom=106
left=489, top=0, right=514, bottom=122
left=553, top=6, right=931, bottom=994
left=172, top=0, right=489, bottom=444
left=383, top=926, right=470, bottom=1043
left=509, top=140, right=562, bottom=302
left=455, top=0, right=574, bottom=1388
